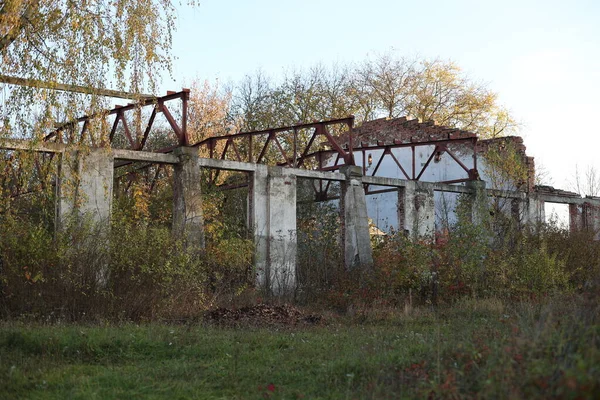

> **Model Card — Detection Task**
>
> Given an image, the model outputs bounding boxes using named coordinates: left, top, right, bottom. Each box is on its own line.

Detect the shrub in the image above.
left=0, top=213, right=253, bottom=321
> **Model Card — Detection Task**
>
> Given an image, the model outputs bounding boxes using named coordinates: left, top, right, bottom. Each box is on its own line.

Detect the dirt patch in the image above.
left=203, top=304, right=322, bottom=327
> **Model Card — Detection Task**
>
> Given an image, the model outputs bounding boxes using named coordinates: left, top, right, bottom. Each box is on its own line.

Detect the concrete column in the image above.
left=466, top=180, right=488, bottom=225
left=569, top=203, right=583, bottom=232
left=511, top=197, right=524, bottom=226
left=398, top=181, right=435, bottom=239
left=583, top=201, right=600, bottom=240
left=57, top=148, right=113, bottom=228
left=56, top=148, right=113, bottom=286
left=266, top=168, right=297, bottom=295
left=249, top=166, right=297, bottom=296
left=524, top=194, right=545, bottom=227
left=172, top=147, right=205, bottom=248
left=249, top=165, right=269, bottom=287
left=340, top=166, right=373, bottom=270
left=248, top=165, right=269, bottom=288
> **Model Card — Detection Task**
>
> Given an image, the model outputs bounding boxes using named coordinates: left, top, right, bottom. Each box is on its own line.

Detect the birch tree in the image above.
left=1, top=0, right=196, bottom=139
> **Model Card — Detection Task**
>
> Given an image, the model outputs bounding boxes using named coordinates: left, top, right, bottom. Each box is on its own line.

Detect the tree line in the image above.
left=188, top=54, right=519, bottom=144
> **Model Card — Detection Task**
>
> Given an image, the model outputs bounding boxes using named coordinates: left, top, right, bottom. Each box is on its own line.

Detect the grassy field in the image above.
left=1, top=296, right=598, bottom=399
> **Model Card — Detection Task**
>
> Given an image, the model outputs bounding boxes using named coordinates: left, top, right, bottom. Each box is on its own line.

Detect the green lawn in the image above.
left=1, top=297, right=598, bottom=399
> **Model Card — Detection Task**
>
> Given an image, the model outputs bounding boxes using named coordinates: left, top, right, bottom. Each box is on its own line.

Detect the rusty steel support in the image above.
left=44, top=90, right=190, bottom=152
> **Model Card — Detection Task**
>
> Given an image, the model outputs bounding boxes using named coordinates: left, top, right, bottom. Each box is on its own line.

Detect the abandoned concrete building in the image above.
left=1, top=89, right=599, bottom=295
left=330, top=117, right=539, bottom=233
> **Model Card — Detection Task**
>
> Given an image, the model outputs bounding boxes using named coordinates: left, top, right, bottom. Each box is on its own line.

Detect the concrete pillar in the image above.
left=249, top=165, right=269, bottom=287
left=340, top=166, right=373, bottom=270
left=57, top=148, right=113, bottom=228
left=249, top=166, right=297, bottom=296
left=583, top=201, right=600, bottom=240
left=56, top=148, right=113, bottom=285
left=465, top=180, right=488, bottom=225
left=398, top=181, right=435, bottom=239
left=524, top=194, right=545, bottom=227
left=172, top=147, right=205, bottom=248
left=569, top=203, right=583, bottom=232
left=511, top=197, right=524, bottom=227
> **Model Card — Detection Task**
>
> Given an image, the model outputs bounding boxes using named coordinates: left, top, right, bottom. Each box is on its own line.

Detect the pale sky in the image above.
left=163, top=0, right=600, bottom=192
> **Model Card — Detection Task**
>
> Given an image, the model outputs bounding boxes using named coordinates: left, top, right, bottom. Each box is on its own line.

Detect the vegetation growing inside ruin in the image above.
left=1, top=13, right=597, bottom=396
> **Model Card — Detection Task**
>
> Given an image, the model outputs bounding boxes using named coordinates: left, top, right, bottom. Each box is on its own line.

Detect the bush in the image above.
left=368, top=218, right=597, bottom=307
left=0, top=214, right=253, bottom=321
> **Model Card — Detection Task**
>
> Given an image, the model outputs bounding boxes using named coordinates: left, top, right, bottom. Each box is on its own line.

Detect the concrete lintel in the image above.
left=486, top=188, right=526, bottom=200
left=362, top=175, right=407, bottom=188
left=197, top=157, right=258, bottom=172
left=538, top=194, right=588, bottom=205
left=113, top=149, right=179, bottom=164
left=433, top=182, right=472, bottom=194
left=0, top=138, right=66, bottom=153
left=290, top=169, right=345, bottom=181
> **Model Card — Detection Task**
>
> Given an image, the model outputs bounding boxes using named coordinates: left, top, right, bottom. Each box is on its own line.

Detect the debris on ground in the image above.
left=203, top=303, right=322, bottom=327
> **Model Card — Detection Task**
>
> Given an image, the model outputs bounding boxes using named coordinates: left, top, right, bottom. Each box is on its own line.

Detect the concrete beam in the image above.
left=0, top=138, right=66, bottom=153
left=113, top=149, right=179, bottom=164
left=361, top=175, right=407, bottom=188
left=290, top=169, right=346, bottom=181
left=486, top=188, right=526, bottom=199
left=537, top=194, right=586, bottom=205
left=197, top=157, right=258, bottom=172
left=0, top=139, right=182, bottom=165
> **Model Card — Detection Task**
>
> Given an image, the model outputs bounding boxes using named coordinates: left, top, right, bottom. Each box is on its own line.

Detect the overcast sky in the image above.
left=163, top=0, right=600, bottom=195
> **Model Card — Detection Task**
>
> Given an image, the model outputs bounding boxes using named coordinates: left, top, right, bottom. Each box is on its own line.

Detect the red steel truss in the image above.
left=44, top=90, right=190, bottom=150
left=20, top=88, right=480, bottom=200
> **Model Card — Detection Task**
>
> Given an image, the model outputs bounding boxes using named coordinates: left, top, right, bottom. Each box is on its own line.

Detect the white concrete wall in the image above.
left=329, top=144, right=510, bottom=233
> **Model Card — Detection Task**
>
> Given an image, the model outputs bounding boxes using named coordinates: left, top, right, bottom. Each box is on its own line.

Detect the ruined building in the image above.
left=2, top=91, right=599, bottom=296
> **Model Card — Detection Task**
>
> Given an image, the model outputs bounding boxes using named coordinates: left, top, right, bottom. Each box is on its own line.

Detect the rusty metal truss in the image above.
left=193, top=117, right=355, bottom=166
left=192, top=117, right=355, bottom=186
left=193, top=117, right=479, bottom=200
left=44, top=90, right=190, bottom=151
left=3, top=86, right=480, bottom=201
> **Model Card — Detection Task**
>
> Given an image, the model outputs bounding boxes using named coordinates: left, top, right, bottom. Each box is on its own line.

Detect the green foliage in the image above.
left=369, top=214, right=596, bottom=307
left=232, top=54, right=518, bottom=139
left=0, top=212, right=252, bottom=321
left=482, top=139, right=530, bottom=190
left=296, top=196, right=343, bottom=297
